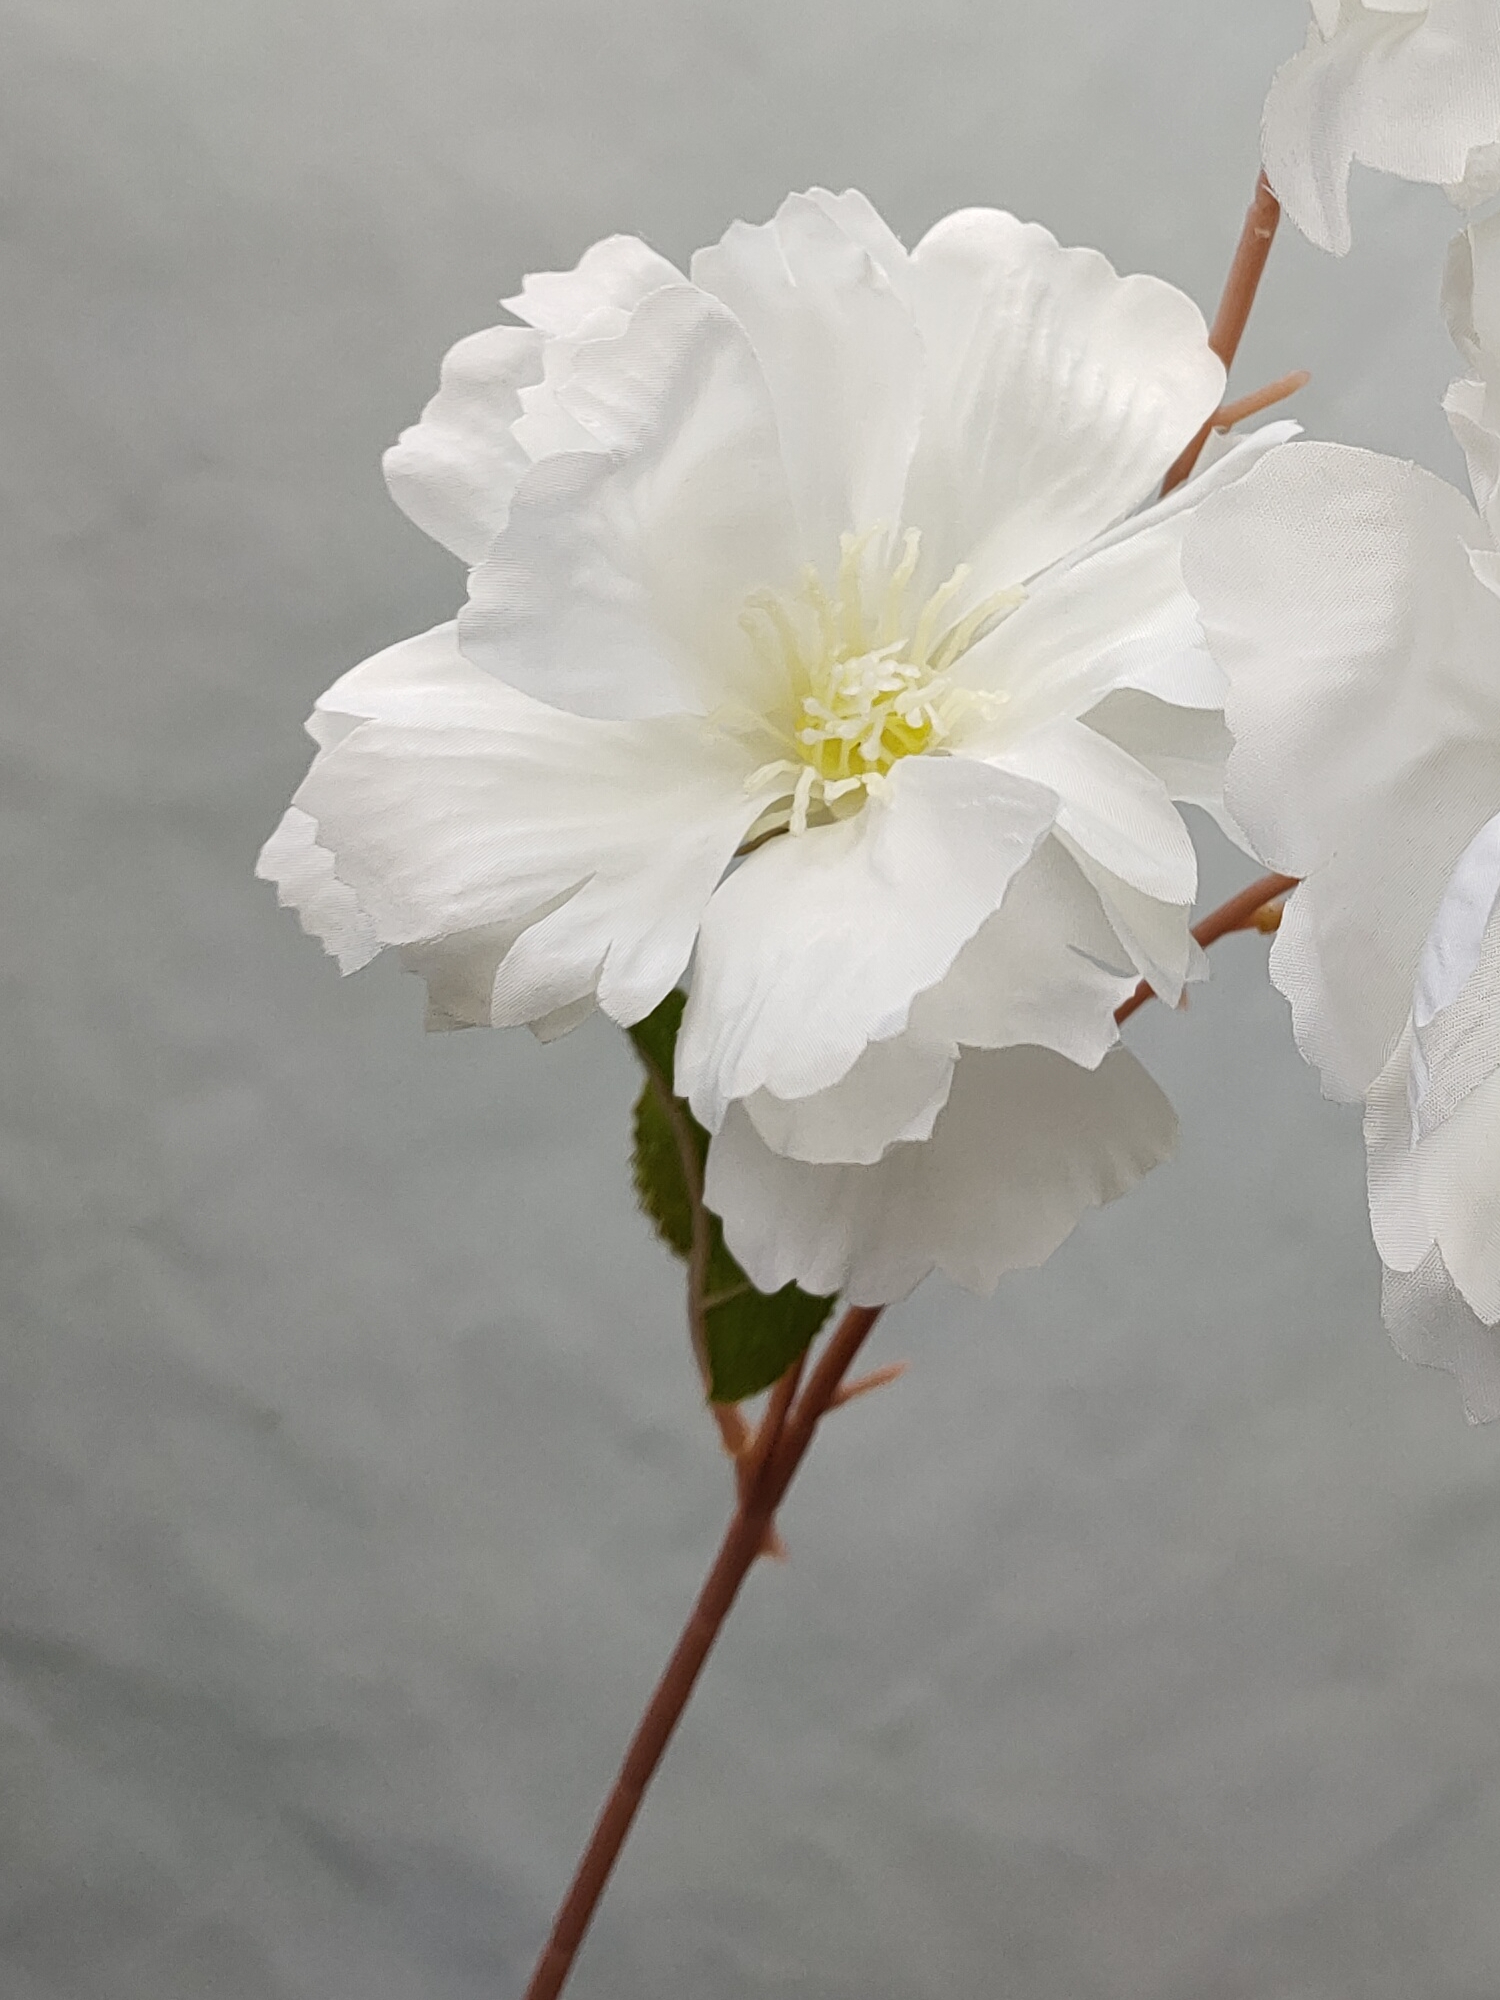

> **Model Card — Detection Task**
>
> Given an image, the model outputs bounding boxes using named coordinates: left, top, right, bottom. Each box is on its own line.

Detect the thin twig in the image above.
left=1213, top=369, right=1309, bottom=433
left=1162, top=170, right=1283, bottom=494
left=1113, top=872, right=1298, bottom=1027
left=521, top=1307, right=882, bottom=2000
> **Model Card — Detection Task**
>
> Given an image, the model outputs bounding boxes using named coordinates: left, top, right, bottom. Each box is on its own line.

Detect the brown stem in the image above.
left=1162, top=170, right=1283, bottom=495
left=1113, top=871, right=1298, bottom=1027
left=735, top=1350, right=805, bottom=1560
left=521, top=1306, right=882, bottom=2000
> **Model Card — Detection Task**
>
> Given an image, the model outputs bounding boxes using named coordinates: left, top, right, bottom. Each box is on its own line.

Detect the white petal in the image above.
left=691, top=191, right=924, bottom=575
left=954, top=428, right=1296, bottom=749
left=1084, top=689, right=1249, bottom=853
left=1186, top=440, right=1500, bottom=1097
left=900, top=210, right=1223, bottom=593
left=462, top=284, right=800, bottom=720
left=1206, top=451, right=1500, bottom=814
left=744, top=1035, right=955, bottom=1166
left=1058, top=840, right=1198, bottom=1005
left=1272, top=784, right=1497, bottom=1105
left=800, top=187, right=914, bottom=300
left=529, top=993, right=600, bottom=1042
left=706, top=1045, right=1178, bottom=1307
left=1456, top=135, right=1500, bottom=204
left=1367, top=1017, right=1500, bottom=1328
left=1264, top=1, right=1500, bottom=255
left=504, top=240, right=687, bottom=467
left=382, top=325, right=544, bottom=565
left=402, top=921, right=546, bottom=1032
left=256, top=806, right=381, bottom=974
left=1382, top=1249, right=1500, bottom=1424
left=503, top=233, right=683, bottom=339
left=677, top=754, right=1059, bottom=1126
left=908, top=835, right=1138, bottom=1068
left=1399, top=1057, right=1500, bottom=1319
left=1412, top=810, right=1500, bottom=1033
left=1441, top=214, right=1500, bottom=381
left=982, top=719, right=1199, bottom=905
left=289, top=624, right=763, bottom=1029
left=1442, top=215, right=1500, bottom=527
left=1365, top=1025, right=1432, bottom=1272
left=1443, top=371, right=1500, bottom=538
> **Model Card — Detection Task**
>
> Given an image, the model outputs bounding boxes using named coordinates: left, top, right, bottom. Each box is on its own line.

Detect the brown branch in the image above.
left=1162, top=171, right=1283, bottom=495
left=1113, top=872, right=1299, bottom=1027
left=521, top=1307, right=882, bottom=2000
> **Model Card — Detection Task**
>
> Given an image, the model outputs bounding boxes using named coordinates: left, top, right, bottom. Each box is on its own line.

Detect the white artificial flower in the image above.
left=262, top=189, right=1286, bottom=1304
left=1262, top=0, right=1500, bottom=256
left=1184, top=213, right=1500, bottom=1417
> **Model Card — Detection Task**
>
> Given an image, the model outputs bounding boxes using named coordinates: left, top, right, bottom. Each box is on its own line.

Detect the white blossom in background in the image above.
left=262, top=189, right=1293, bottom=1306
left=1184, top=213, right=1500, bottom=1419
left=1263, top=0, right=1500, bottom=255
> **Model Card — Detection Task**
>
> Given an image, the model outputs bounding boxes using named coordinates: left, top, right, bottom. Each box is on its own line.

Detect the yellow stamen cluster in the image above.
left=740, top=528, right=1021, bottom=835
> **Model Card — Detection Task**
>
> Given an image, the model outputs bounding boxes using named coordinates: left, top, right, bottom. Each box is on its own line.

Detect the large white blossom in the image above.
left=262, top=190, right=1287, bottom=1305
left=1263, top=0, right=1500, bottom=255
left=1184, top=214, right=1500, bottom=1418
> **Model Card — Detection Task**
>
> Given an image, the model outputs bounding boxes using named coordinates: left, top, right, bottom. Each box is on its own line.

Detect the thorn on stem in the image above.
left=1253, top=900, right=1286, bottom=934
left=829, top=1361, right=908, bottom=1409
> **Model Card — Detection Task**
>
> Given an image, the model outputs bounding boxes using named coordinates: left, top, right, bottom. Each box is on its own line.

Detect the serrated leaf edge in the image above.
left=632, top=1041, right=721, bottom=1406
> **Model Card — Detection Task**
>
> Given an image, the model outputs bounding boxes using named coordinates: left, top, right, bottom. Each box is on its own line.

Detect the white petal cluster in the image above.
left=262, top=191, right=1284, bottom=1307
left=1185, top=214, right=1500, bottom=1419
left=1263, top=0, right=1500, bottom=255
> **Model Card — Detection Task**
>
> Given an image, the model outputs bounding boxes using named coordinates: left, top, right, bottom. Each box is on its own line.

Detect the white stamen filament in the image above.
left=737, top=526, right=1022, bottom=836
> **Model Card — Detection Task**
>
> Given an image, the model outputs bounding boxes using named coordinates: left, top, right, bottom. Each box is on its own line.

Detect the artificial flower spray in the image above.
left=259, top=3, right=1500, bottom=1989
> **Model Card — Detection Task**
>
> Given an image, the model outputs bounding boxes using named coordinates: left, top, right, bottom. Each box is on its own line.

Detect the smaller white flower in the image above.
left=1184, top=213, right=1500, bottom=1417
left=1263, top=0, right=1500, bottom=255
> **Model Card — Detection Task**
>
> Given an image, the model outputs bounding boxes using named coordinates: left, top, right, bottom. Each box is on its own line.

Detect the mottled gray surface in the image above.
left=4, top=3, right=1500, bottom=1996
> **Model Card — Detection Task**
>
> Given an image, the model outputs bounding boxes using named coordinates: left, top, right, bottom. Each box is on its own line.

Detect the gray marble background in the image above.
left=5, top=2, right=1500, bottom=1996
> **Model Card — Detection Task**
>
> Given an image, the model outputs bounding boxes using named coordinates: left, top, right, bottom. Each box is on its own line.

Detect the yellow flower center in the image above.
left=739, top=528, right=1021, bottom=836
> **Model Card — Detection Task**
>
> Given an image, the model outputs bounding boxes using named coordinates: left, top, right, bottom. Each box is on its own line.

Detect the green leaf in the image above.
left=627, top=991, right=837, bottom=1403
left=630, top=1046, right=695, bottom=1261
left=700, top=1278, right=837, bottom=1406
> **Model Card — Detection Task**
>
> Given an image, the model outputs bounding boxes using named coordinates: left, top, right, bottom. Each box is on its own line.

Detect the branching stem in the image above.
left=524, top=872, right=1299, bottom=2000
left=520, top=1308, right=882, bottom=2000
left=1114, top=872, right=1298, bottom=1027
left=1162, top=170, right=1283, bottom=494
